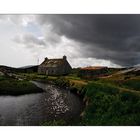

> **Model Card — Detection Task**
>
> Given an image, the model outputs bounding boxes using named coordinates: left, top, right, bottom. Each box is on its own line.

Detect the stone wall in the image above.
left=38, top=60, right=72, bottom=75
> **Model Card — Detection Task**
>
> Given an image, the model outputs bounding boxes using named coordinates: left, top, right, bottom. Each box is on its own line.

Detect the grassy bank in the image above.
left=23, top=73, right=87, bottom=97
left=18, top=72, right=140, bottom=125
left=81, top=81, right=140, bottom=126
left=45, top=75, right=140, bottom=125
left=0, top=75, right=43, bottom=95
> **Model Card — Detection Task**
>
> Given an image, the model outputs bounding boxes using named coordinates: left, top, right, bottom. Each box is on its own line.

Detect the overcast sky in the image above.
left=0, top=14, right=140, bottom=68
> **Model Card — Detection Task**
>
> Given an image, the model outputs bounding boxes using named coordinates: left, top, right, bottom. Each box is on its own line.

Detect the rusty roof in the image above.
left=81, top=66, right=107, bottom=70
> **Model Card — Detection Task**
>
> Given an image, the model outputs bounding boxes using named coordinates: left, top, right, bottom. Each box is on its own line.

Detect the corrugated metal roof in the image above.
left=81, top=66, right=107, bottom=70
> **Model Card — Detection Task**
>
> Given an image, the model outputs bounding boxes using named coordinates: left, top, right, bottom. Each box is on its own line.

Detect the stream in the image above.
left=0, top=81, right=83, bottom=126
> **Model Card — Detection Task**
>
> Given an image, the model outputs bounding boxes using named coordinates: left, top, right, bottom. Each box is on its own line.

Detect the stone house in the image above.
left=78, top=66, right=108, bottom=79
left=38, top=56, right=72, bottom=75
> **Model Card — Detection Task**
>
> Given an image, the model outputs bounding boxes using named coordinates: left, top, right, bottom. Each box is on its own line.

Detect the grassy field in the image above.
left=80, top=81, right=140, bottom=125
left=0, top=75, right=43, bottom=95
left=77, top=72, right=140, bottom=126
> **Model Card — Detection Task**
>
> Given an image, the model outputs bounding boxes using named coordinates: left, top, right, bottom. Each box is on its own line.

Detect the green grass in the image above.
left=97, top=75, right=140, bottom=92
left=65, top=75, right=81, bottom=80
left=0, top=76, right=8, bottom=81
left=0, top=75, right=43, bottom=95
left=81, top=81, right=140, bottom=125
left=122, top=78, right=140, bottom=91
left=20, top=73, right=48, bottom=80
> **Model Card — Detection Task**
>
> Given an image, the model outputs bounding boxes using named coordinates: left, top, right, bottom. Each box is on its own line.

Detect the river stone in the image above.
left=0, top=71, right=4, bottom=76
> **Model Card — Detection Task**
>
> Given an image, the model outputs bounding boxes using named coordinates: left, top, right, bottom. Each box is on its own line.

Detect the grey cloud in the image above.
left=13, top=33, right=46, bottom=46
left=36, top=14, right=140, bottom=66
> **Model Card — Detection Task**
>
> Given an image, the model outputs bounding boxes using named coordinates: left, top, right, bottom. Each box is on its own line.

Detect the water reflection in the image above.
left=0, top=82, right=82, bottom=126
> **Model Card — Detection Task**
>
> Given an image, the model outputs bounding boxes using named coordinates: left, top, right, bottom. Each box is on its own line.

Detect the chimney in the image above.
left=63, top=55, right=67, bottom=60
left=45, top=57, right=48, bottom=61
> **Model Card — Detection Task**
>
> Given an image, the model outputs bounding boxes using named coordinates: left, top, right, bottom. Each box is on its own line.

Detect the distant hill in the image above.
left=18, top=65, right=38, bottom=69
left=18, top=65, right=38, bottom=73
left=0, top=65, right=38, bottom=73
left=0, top=65, right=18, bottom=73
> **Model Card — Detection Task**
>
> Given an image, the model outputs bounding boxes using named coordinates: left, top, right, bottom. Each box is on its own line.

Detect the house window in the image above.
left=51, top=70, right=56, bottom=74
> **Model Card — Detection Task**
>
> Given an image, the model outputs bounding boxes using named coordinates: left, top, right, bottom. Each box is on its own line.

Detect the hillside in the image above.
left=0, top=65, right=38, bottom=74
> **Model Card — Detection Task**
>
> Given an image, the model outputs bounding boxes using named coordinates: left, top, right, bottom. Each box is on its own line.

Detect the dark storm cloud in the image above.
left=37, top=14, right=140, bottom=66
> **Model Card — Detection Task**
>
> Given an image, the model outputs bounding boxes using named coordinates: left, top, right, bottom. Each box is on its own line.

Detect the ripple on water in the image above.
left=0, top=82, right=83, bottom=125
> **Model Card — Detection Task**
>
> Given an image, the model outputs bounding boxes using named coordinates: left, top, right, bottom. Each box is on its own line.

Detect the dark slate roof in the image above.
left=40, top=58, right=65, bottom=68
